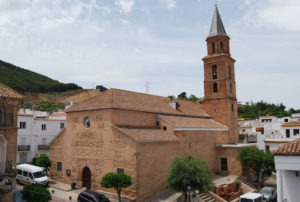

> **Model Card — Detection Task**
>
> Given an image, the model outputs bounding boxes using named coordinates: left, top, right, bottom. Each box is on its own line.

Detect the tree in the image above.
left=96, top=85, right=108, bottom=92
left=238, top=148, right=275, bottom=185
left=22, top=184, right=52, bottom=202
left=34, top=154, right=51, bottom=175
left=177, top=92, right=187, bottom=100
left=166, top=156, right=213, bottom=202
left=101, top=172, right=132, bottom=202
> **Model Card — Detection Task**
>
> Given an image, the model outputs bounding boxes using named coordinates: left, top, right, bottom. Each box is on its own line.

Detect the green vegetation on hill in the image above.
left=0, top=60, right=82, bottom=93
left=238, top=101, right=300, bottom=119
left=20, top=101, right=65, bottom=113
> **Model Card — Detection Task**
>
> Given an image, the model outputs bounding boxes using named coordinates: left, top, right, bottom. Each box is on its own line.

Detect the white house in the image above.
left=273, top=138, right=300, bottom=202
left=17, top=109, right=66, bottom=163
left=239, top=115, right=300, bottom=152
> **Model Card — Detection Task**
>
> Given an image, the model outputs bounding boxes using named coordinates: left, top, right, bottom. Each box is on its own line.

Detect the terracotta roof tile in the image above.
left=18, top=113, right=34, bottom=117
left=159, top=115, right=227, bottom=129
left=66, top=88, right=209, bottom=117
left=51, top=112, right=66, bottom=116
left=0, top=82, right=23, bottom=99
left=273, top=138, right=300, bottom=156
left=282, top=121, right=300, bottom=127
left=113, top=125, right=179, bottom=142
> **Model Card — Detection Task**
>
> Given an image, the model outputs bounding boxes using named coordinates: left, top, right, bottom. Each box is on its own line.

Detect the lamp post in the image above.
left=187, top=186, right=191, bottom=202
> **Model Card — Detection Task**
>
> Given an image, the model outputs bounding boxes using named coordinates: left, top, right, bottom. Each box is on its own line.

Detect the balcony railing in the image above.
left=38, top=145, right=49, bottom=150
left=17, top=145, right=30, bottom=151
left=0, top=161, right=12, bottom=176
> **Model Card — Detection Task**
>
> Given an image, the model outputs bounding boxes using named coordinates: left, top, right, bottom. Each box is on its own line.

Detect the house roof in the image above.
left=51, top=112, right=66, bottom=116
left=273, top=138, right=300, bottom=156
left=282, top=121, right=300, bottom=127
left=208, top=6, right=227, bottom=37
left=18, top=113, right=34, bottom=117
left=0, top=82, right=23, bottom=99
left=113, top=125, right=179, bottom=143
left=159, top=115, right=227, bottom=130
left=66, top=88, right=209, bottom=118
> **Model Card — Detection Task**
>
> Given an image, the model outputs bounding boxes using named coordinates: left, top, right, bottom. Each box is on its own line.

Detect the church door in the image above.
left=82, top=167, right=91, bottom=189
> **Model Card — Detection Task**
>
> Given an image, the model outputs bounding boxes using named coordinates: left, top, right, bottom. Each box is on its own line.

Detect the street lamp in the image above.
left=187, top=186, right=191, bottom=202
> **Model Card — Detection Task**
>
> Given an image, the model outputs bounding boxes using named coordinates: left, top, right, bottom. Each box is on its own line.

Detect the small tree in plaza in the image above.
left=166, top=156, right=213, bottom=202
left=238, top=147, right=275, bottom=185
left=101, top=172, right=132, bottom=202
left=22, top=184, right=52, bottom=202
left=34, top=154, right=52, bottom=175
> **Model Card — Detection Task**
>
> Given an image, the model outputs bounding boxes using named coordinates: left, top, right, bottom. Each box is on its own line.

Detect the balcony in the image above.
left=38, top=145, right=49, bottom=151
left=17, top=145, right=30, bottom=151
left=0, top=161, right=13, bottom=176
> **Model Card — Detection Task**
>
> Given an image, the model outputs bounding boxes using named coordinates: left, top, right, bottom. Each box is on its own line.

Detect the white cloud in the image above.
left=115, top=0, right=135, bottom=14
left=161, top=0, right=176, bottom=10
left=242, top=0, right=300, bottom=32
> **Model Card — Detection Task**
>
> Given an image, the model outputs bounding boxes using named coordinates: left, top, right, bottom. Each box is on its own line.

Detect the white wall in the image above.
left=17, top=112, right=66, bottom=163
left=275, top=156, right=300, bottom=202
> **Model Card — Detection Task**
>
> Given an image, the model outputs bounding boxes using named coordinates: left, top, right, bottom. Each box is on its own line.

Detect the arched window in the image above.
left=212, top=42, right=215, bottom=54
left=228, top=66, right=232, bottom=80
left=220, top=41, right=224, bottom=53
left=212, top=65, right=217, bottom=79
left=213, top=83, right=218, bottom=93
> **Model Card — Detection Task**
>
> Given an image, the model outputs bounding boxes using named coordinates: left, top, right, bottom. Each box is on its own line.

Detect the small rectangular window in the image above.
left=213, top=83, right=218, bottom=93
left=57, top=162, right=62, bottom=171
left=29, top=173, right=33, bottom=179
left=60, top=122, right=65, bottom=129
left=41, top=124, right=46, bottom=131
left=17, top=169, right=22, bottom=175
left=221, top=158, right=228, bottom=171
left=20, top=122, right=26, bottom=129
left=23, top=171, right=28, bottom=176
left=284, top=118, right=289, bottom=123
left=294, top=129, right=299, bottom=136
left=117, top=168, right=124, bottom=174
left=286, top=129, right=290, bottom=138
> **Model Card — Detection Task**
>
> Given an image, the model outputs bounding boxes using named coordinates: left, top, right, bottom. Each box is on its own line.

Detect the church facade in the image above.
left=50, top=7, right=250, bottom=201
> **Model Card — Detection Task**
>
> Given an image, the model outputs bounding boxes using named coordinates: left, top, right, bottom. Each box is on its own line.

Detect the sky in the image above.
left=0, top=0, right=299, bottom=109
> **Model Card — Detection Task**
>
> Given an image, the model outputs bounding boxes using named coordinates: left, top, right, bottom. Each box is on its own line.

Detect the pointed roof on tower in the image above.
left=208, top=6, right=227, bottom=37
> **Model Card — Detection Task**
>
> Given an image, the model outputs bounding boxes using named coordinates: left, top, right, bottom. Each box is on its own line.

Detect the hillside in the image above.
left=0, top=60, right=82, bottom=93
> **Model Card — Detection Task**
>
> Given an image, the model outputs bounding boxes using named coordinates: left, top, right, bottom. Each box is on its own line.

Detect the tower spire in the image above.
left=208, top=6, right=227, bottom=37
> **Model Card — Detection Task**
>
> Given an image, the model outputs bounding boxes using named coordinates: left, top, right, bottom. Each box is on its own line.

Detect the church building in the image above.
left=50, top=7, right=252, bottom=201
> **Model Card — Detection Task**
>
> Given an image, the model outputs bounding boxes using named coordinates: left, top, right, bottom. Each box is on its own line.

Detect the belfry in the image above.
left=202, top=6, right=238, bottom=143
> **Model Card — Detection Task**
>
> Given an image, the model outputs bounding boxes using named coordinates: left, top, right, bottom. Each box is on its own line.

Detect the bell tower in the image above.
left=202, top=6, right=238, bottom=143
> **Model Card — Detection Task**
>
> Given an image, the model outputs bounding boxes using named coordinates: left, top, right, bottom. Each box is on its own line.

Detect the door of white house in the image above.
left=20, top=152, right=28, bottom=164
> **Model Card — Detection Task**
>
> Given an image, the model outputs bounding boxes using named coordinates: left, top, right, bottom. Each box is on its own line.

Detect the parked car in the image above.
left=239, top=192, right=263, bottom=202
left=259, top=186, right=276, bottom=202
left=16, top=164, right=48, bottom=186
left=77, top=190, right=110, bottom=202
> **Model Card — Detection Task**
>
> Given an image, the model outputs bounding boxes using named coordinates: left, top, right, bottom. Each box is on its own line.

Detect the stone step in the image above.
left=198, top=193, right=206, bottom=197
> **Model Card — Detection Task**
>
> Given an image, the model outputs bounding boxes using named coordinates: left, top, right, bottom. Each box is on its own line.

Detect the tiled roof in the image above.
left=208, top=6, right=227, bottom=37
left=282, top=121, right=300, bottom=127
left=273, top=138, right=300, bottom=156
left=0, top=82, right=23, bottom=99
left=51, top=112, right=66, bottom=116
left=18, top=113, right=34, bottom=117
left=34, top=118, right=66, bottom=122
left=113, top=125, right=179, bottom=142
left=66, top=88, right=209, bottom=117
left=159, top=115, right=227, bottom=129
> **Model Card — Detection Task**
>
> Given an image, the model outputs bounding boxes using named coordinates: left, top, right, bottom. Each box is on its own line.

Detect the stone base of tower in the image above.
left=215, top=143, right=256, bottom=176
left=201, top=98, right=238, bottom=144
